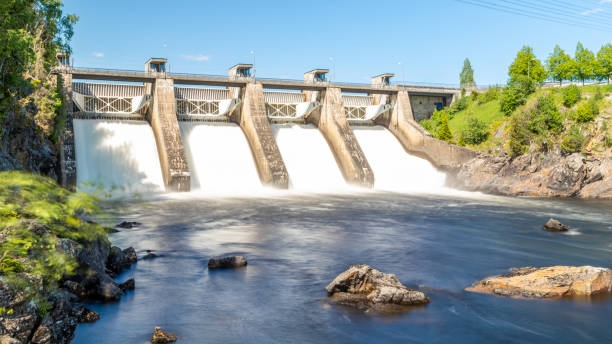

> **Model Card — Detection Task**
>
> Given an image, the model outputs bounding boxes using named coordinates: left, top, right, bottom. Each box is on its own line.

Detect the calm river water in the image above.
left=73, top=191, right=612, bottom=343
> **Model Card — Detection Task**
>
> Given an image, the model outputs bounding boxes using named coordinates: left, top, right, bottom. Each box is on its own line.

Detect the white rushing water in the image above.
left=352, top=125, right=448, bottom=193
left=73, top=119, right=165, bottom=193
left=179, top=121, right=263, bottom=195
left=271, top=123, right=347, bottom=191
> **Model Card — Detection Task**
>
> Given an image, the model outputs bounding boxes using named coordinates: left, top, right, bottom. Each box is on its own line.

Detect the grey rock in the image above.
left=151, top=327, right=177, bottom=344
left=119, top=278, right=135, bottom=292
left=542, top=218, right=571, bottom=232
left=115, top=221, right=141, bottom=229
left=208, top=256, right=247, bottom=270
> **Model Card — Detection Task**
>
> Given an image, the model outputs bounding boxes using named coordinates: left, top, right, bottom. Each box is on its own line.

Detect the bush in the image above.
left=500, top=76, right=535, bottom=115
left=528, top=94, right=563, bottom=134
left=436, top=111, right=453, bottom=142
left=470, top=90, right=479, bottom=101
left=576, top=101, right=595, bottom=123
left=478, top=87, right=500, bottom=103
left=508, top=111, right=531, bottom=156
left=561, top=125, right=584, bottom=153
left=447, top=96, right=470, bottom=116
left=594, top=85, right=604, bottom=101
left=562, top=85, right=581, bottom=107
left=462, top=117, right=489, bottom=145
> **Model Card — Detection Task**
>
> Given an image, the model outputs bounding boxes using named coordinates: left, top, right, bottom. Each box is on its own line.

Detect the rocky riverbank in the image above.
left=448, top=149, right=612, bottom=199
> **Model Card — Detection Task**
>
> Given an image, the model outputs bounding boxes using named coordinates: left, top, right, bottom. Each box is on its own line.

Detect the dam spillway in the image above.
left=271, top=123, right=346, bottom=191
left=73, top=119, right=165, bottom=193
left=179, top=121, right=263, bottom=194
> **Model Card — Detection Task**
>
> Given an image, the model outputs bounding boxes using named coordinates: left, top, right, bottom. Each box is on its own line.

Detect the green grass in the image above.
left=448, top=99, right=505, bottom=134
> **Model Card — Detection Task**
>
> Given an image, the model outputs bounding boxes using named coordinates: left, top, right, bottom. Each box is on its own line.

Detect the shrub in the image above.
left=436, top=111, right=453, bottom=142
left=462, top=117, right=489, bottom=145
left=561, top=125, right=584, bottom=153
left=576, top=102, right=595, bottom=123
left=562, top=85, right=581, bottom=107
left=470, top=90, right=479, bottom=101
left=594, top=85, right=604, bottom=101
left=500, top=76, right=535, bottom=115
left=508, top=111, right=531, bottom=156
left=478, top=87, right=500, bottom=103
left=447, top=96, right=470, bottom=116
left=528, top=94, right=563, bottom=134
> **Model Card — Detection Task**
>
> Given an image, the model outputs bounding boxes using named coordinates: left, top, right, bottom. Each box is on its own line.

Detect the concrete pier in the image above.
left=375, top=90, right=476, bottom=169
left=58, top=72, right=77, bottom=190
left=306, top=87, right=374, bottom=187
left=147, top=78, right=191, bottom=191
left=229, top=83, right=289, bottom=188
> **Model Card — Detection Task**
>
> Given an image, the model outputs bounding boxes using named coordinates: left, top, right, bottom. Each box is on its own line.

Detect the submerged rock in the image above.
left=208, top=256, right=247, bottom=270
left=466, top=266, right=612, bottom=298
left=151, top=327, right=177, bottom=344
left=76, top=307, right=100, bottom=323
left=119, top=278, right=135, bottom=292
left=542, top=218, right=571, bottom=232
left=325, top=264, right=429, bottom=312
left=115, top=221, right=141, bottom=229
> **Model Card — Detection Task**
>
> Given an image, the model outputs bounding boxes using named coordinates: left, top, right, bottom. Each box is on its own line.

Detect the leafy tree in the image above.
left=462, top=117, right=489, bottom=145
left=562, top=85, right=581, bottom=107
left=500, top=75, right=535, bottom=115
left=573, top=42, right=597, bottom=85
left=596, top=44, right=612, bottom=84
left=528, top=94, right=562, bottom=134
left=546, top=45, right=572, bottom=86
left=508, top=46, right=547, bottom=84
left=436, top=111, right=453, bottom=142
left=460, top=58, right=475, bottom=86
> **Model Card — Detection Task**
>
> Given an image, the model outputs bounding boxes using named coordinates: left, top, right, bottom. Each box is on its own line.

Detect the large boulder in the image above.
left=325, top=264, right=429, bottom=312
left=151, top=327, right=177, bottom=344
left=466, top=266, right=612, bottom=298
left=208, top=256, right=247, bottom=270
left=542, top=218, right=571, bottom=232
left=107, top=246, right=137, bottom=274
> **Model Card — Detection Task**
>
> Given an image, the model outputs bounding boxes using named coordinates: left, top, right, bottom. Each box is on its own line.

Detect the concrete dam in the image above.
left=55, top=55, right=476, bottom=194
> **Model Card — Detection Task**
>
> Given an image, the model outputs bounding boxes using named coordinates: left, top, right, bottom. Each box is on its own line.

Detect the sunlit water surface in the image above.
left=73, top=192, right=612, bottom=343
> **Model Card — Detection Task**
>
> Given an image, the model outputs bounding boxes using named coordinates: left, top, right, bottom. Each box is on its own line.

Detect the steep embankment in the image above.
left=422, top=85, right=612, bottom=198
left=0, top=171, right=135, bottom=343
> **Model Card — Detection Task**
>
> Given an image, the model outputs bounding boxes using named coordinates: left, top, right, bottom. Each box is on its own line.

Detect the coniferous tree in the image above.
left=436, top=111, right=453, bottom=142
left=460, top=58, right=475, bottom=87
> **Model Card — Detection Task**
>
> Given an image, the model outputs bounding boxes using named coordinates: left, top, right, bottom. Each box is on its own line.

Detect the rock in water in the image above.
left=76, top=308, right=100, bottom=323
left=325, top=264, right=429, bottom=312
left=119, top=278, right=135, bottom=292
left=115, top=221, right=142, bottom=229
left=208, top=256, right=247, bottom=269
left=466, top=266, right=612, bottom=298
left=542, top=218, right=571, bottom=232
left=151, top=327, right=177, bottom=344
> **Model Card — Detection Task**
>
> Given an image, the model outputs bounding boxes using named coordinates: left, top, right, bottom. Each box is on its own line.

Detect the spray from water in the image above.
left=352, top=125, right=448, bottom=193
left=73, top=119, right=165, bottom=193
left=179, top=121, right=264, bottom=195
left=271, top=123, right=347, bottom=191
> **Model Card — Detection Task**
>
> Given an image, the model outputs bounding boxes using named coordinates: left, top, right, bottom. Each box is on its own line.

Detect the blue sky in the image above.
left=62, top=0, right=612, bottom=86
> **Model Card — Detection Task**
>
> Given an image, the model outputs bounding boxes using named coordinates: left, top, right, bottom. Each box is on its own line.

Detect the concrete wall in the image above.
left=306, top=87, right=374, bottom=187
left=229, top=83, right=289, bottom=188
left=376, top=90, right=477, bottom=170
left=410, top=95, right=451, bottom=122
left=148, top=78, right=190, bottom=191
left=59, top=73, right=76, bottom=190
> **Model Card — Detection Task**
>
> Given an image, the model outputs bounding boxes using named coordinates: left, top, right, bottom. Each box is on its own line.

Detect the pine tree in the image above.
left=436, top=111, right=453, bottom=142
left=460, top=58, right=475, bottom=87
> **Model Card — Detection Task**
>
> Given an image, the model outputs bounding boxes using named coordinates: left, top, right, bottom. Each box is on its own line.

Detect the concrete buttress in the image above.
left=148, top=78, right=190, bottom=191
left=230, top=83, right=289, bottom=188
left=306, top=87, right=374, bottom=187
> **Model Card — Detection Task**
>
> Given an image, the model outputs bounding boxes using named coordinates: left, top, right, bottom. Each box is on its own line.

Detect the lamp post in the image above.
left=329, top=57, right=335, bottom=84
left=250, top=50, right=256, bottom=81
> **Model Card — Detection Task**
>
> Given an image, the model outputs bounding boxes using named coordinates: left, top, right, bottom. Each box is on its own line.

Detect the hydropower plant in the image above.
left=55, top=55, right=477, bottom=195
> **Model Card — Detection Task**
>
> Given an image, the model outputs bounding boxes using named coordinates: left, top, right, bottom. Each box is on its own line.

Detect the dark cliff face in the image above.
left=0, top=105, right=58, bottom=179
left=448, top=149, right=612, bottom=199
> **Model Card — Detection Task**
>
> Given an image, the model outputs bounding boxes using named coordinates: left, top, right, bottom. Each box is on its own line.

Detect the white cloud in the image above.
left=581, top=8, right=603, bottom=15
left=601, top=0, right=612, bottom=4
left=180, top=54, right=210, bottom=62
left=92, top=52, right=104, bottom=58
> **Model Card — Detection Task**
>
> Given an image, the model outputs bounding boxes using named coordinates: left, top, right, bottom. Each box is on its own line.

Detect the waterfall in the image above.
left=271, top=123, right=346, bottom=191
left=352, top=125, right=448, bottom=193
left=73, top=119, right=165, bottom=193
left=179, top=121, right=263, bottom=194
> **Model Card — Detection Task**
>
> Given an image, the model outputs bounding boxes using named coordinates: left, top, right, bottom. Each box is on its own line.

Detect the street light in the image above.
left=250, top=50, right=256, bottom=81
left=329, top=57, right=335, bottom=83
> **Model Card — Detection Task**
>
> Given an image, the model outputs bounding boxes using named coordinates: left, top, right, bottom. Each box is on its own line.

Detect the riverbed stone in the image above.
left=325, top=264, right=429, bottom=312
left=119, top=278, right=135, bottom=292
left=466, top=266, right=612, bottom=298
left=208, top=256, right=247, bottom=269
left=115, top=221, right=142, bottom=229
left=542, top=218, right=571, bottom=232
left=151, top=327, right=177, bottom=344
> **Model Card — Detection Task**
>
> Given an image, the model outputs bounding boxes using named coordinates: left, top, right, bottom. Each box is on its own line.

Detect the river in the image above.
left=73, top=191, right=612, bottom=343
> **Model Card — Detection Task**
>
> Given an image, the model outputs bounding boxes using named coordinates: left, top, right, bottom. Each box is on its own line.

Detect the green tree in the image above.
left=508, top=46, right=547, bottom=83
left=436, top=111, right=453, bottom=142
left=460, top=58, right=475, bottom=87
left=528, top=94, right=562, bottom=135
left=596, top=43, right=612, bottom=84
left=500, top=75, right=535, bottom=115
left=561, top=125, right=584, bottom=153
left=546, top=45, right=572, bottom=86
left=508, top=111, right=531, bottom=156
left=562, top=85, right=581, bottom=107
left=462, top=117, right=489, bottom=145
left=573, top=42, right=597, bottom=85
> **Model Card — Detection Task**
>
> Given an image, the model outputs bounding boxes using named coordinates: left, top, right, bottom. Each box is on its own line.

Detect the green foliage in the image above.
left=436, top=111, right=453, bottom=142
left=597, top=43, right=612, bottom=83
left=574, top=42, right=597, bottom=85
left=575, top=99, right=598, bottom=123
left=508, top=45, right=547, bottom=83
left=547, top=45, right=573, bottom=85
left=448, top=96, right=470, bottom=116
left=460, top=58, right=475, bottom=86
left=500, top=76, right=535, bottom=115
left=593, top=85, right=604, bottom=101
left=508, top=111, right=532, bottom=156
left=470, top=90, right=479, bottom=101
left=528, top=94, right=563, bottom=134
left=461, top=117, right=489, bottom=145
left=562, top=85, right=581, bottom=107
left=561, top=125, right=585, bottom=153
left=478, top=87, right=500, bottom=103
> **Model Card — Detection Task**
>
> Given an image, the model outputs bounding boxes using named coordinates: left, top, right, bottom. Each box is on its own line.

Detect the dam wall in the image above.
left=147, top=78, right=190, bottom=191
left=229, top=83, right=289, bottom=188
left=376, top=90, right=476, bottom=170
left=306, top=87, right=374, bottom=187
